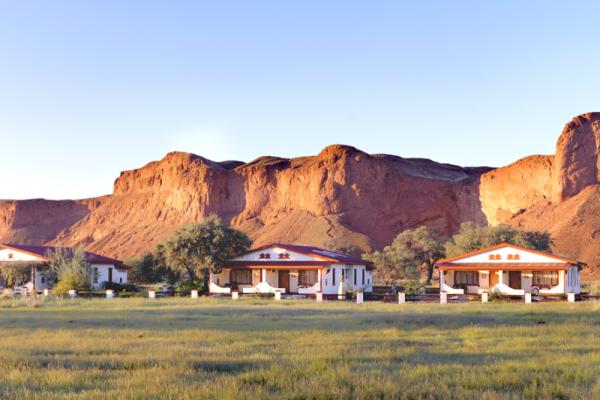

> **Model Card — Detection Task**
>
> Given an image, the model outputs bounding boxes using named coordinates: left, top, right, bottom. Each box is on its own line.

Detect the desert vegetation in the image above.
left=0, top=297, right=598, bottom=399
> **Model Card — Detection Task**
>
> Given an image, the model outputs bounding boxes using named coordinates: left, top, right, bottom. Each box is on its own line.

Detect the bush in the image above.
left=102, top=282, right=137, bottom=292
left=47, top=247, right=92, bottom=295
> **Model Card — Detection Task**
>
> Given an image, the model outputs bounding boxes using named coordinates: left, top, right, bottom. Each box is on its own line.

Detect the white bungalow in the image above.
left=0, top=243, right=129, bottom=292
left=435, top=243, right=584, bottom=296
left=210, top=243, right=373, bottom=298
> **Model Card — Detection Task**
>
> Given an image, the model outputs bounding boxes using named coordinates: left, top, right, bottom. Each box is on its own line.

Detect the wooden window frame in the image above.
left=532, top=271, right=559, bottom=288
left=454, top=271, right=479, bottom=286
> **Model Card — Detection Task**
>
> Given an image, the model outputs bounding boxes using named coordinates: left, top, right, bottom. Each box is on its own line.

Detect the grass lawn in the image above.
left=1, top=298, right=600, bottom=399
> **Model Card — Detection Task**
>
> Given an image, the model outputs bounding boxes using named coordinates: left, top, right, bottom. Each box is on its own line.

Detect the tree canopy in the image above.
left=444, top=222, right=552, bottom=257
left=158, top=216, right=252, bottom=291
left=47, top=247, right=92, bottom=295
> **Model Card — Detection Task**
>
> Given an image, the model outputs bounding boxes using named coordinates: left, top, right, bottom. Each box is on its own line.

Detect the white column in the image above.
left=232, top=291, right=239, bottom=300
left=356, top=292, right=364, bottom=304
left=568, top=292, right=575, bottom=303
left=274, top=291, right=282, bottom=301
left=498, top=270, right=504, bottom=286
left=316, top=292, right=323, bottom=302
left=439, top=270, right=445, bottom=291
left=524, top=293, right=531, bottom=303
left=440, top=291, right=447, bottom=304
left=318, top=269, right=322, bottom=292
left=261, top=269, right=267, bottom=283
left=191, top=290, right=198, bottom=299
left=398, top=292, right=406, bottom=304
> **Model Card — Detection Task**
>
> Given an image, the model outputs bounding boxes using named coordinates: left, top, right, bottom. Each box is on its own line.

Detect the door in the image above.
left=489, top=271, right=499, bottom=287
left=278, top=270, right=290, bottom=292
left=108, top=267, right=113, bottom=283
left=508, top=271, right=521, bottom=289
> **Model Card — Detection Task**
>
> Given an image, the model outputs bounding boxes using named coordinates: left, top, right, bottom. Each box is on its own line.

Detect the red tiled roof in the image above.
left=0, top=244, right=129, bottom=269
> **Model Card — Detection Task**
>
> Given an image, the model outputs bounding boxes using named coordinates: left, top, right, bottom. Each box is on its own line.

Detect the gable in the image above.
left=232, top=246, right=324, bottom=262
left=0, top=247, right=45, bottom=262
left=446, top=245, right=573, bottom=264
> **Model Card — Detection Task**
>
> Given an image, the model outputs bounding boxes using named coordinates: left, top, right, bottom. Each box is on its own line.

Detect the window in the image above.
left=93, top=267, right=99, bottom=284
left=362, top=269, right=365, bottom=285
left=332, top=268, right=336, bottom=285
left=278, top=253, right=290, bottom=259
left=230, top=269, right=252, bottom=285
left=353, top=269, right=357, bottom=285
left=298, top=270, right=318, bottom=286
left=454, top=271, right=479, bottom=286
left=259, top=253, right=271, bottom=259
left=532, top=271, right=559, bottom=288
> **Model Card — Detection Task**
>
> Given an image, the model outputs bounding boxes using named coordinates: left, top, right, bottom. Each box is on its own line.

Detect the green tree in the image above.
left=128, top=252, right=166, bottom=284
left=362, top=250, right=406, bottom=286
left=160, top=216, right=252, bottom=292
left=46, top=247, right=92, bottom=295
left=386, top=226, right=445, bottom=283
left=0, top=262, right=34, bottom=287
left=444, top=222, right=553, bottom=257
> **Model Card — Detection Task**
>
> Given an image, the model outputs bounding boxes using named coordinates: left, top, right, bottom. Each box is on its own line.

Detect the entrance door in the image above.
left=489, top=271, right=499, bottom=287
left=509, top=271, right=521, bottom=289
left=278, top=270, right=290, bottom=292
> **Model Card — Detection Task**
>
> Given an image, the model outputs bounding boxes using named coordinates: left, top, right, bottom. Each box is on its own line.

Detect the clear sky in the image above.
left=1, top=0, right=599, bottom=200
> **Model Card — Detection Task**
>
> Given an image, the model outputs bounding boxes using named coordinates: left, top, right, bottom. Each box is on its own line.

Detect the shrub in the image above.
left=47, top=247, right=92, bottom=296
left=102, top=281, right=137, bottom=292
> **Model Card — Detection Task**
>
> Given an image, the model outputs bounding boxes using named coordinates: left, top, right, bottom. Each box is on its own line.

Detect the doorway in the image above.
left=508, top=271, right=522, bottom=289
left=278, top=270, right=290, bottom=292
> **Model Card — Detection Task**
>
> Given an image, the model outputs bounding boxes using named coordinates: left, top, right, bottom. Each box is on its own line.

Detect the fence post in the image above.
left=440, top=291, right=447, bottom=304
left=524, top=293, right=532, bottom=304
left=148, top=290, right=156, bottom=299
left=43, top=289, right=50, bottom=297
left=106, top=290, right=114, bottom=299
left=567, top=292, right=575, bottom=303
left=356, top=292, right=364, bottom=304
left=274, top=291, right=282, bottom=301
left=316, top=292, right=323, bottom=302
left=191, top=290, right=198, bottom=299
left=21, top=287, right=28, bottom=298
left=398, top=292, right=406, bottom=304
left=481, top=292, right=488, bottom=303
left=68, top=290, right=77, bottom=299
left=231, top=291, right=239, bottom=300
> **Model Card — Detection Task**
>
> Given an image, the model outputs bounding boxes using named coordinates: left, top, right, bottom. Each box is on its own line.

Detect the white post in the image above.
left=43, top=289, right=50, bottom=297
left=191, top=290, right=198, bottom=299
left=316, top=292, right=323, bottom=302
left=439, top=270, right=445, bottom=291
left=106, top=290, right=114, bottom=299
left=318, top=269, right=322, bottom=292
left=398, top=292, right=406, bottom=304
left=524, top=293, right=532, bottom=304
left=68, top=289, right=77, bottom=299
left=274, top=291, right=282, bottom=301
left=481, top=292, right=488, bottom=303
left=498, top=270, right=504, bottom=286
left=231, top=291, right=239, bottom=300
left=21, top=287, right=28, bottom=297
left=568, top=292, right=575, bottom=303
left=148, top=290, right=156, bottom=299
left=261, top=269, right=267, bottom=283
left=440, top=291, right=447, bottom=304
left=356, top=292, right=364, bottom=304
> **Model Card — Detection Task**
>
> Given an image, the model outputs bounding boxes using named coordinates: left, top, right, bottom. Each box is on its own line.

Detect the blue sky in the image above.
left=1, top=0, right=599, bottom=200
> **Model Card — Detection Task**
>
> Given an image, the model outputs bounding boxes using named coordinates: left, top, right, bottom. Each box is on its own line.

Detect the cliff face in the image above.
left=31, top=145, right=488, bottom=259
left=1, top=112, right=600, bottom=273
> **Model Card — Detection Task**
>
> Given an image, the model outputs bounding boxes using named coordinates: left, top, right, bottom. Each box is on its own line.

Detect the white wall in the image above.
left=321, top=264, right=372, bottom=295
left=0, top=248, right=44, bottom=262
left=91, top=264, right=128, bottom=289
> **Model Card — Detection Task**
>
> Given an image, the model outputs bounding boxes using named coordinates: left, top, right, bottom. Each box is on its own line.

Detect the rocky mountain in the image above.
left=1, top=112, right=599, bottom=274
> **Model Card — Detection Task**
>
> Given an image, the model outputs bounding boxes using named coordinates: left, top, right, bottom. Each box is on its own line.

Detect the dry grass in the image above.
left=0, top=297, right=599, bottom=399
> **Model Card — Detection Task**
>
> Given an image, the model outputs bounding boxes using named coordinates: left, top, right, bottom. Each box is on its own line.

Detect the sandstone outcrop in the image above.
left=2, top=112, right=600, bottom=274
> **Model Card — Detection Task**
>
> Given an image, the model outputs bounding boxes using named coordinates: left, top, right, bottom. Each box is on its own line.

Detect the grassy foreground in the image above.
left=1, top=298, right=600, bottom=399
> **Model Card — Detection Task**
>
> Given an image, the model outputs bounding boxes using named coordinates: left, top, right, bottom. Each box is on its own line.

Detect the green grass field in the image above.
left=1, top=297, right=599, bottom=399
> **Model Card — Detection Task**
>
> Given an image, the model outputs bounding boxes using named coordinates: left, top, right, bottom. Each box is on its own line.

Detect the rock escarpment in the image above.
left=1, top=112, right=600, bottom=273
